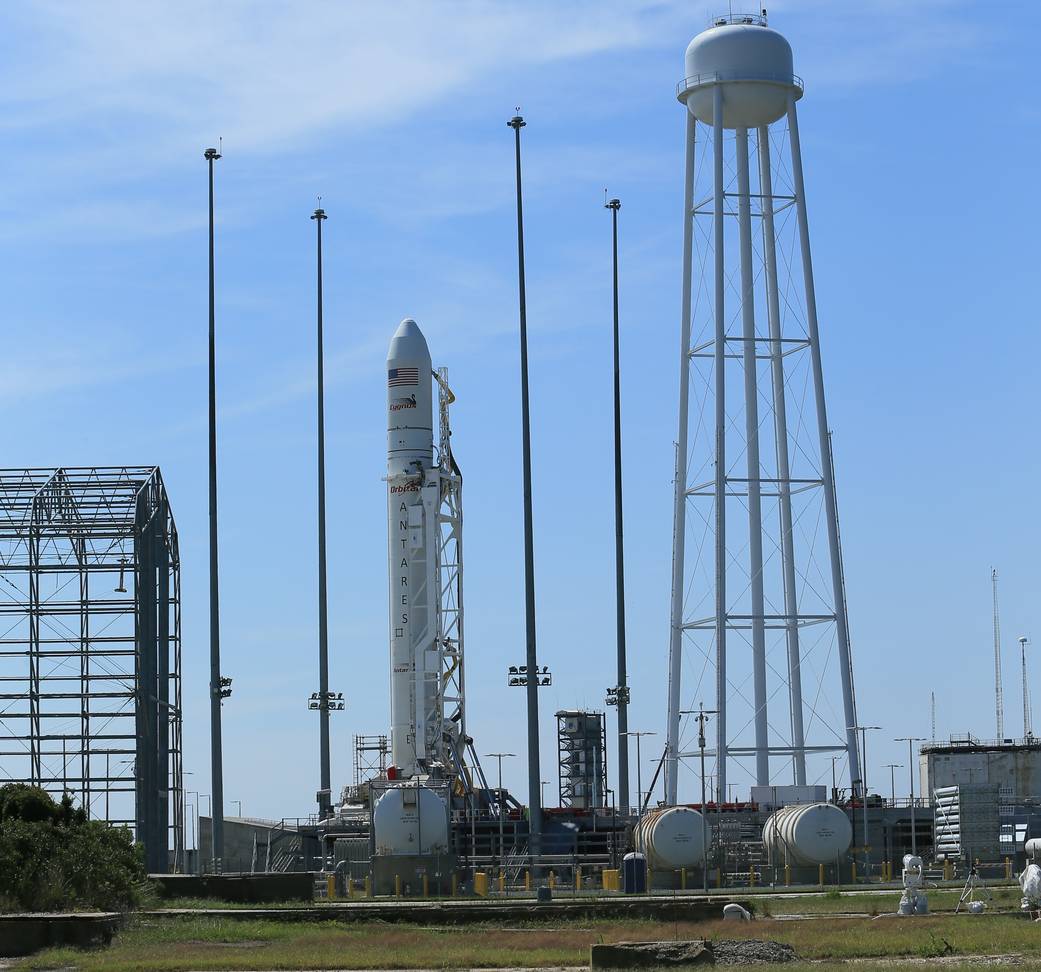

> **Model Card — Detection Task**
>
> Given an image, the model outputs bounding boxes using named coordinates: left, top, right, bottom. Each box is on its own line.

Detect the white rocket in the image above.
left=386, top=318, right=440, bottom=779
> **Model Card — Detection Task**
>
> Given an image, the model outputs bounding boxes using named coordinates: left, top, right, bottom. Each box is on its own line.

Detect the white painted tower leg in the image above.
left=736, top=126, right=769, bottom=786
left=758, top=126, right=807, bottom=786
left=712, top=85, right=727, bottom=803
left=786, top=96, right=861, bottom=787
left=665, top=110, right=696, bottom=807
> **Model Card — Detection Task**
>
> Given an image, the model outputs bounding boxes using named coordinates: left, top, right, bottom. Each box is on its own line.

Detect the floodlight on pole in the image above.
left=895, top=736, right=925, bottom=856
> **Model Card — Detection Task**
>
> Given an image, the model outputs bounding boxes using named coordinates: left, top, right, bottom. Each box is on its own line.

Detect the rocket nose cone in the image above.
left=387, top=317, right=432, bottom=366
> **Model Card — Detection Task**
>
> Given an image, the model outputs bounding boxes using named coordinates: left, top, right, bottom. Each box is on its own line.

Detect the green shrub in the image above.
left=0, top=784, right=149, bottom=913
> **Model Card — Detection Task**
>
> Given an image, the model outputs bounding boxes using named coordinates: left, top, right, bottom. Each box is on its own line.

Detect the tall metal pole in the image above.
left=624, top=731, right=656, bottom=819
left=993, top=569, right=1005, bottom=739
left=1022, top=637, right=1032, bottom=737
left=486, top=752, right=514, bottom=863
left=312, top=204, right=331, bottom=819
left=507, top=114, right=542, bottom=848
left=896, top=736, right=924, bottom=856
left=605, top=196, right=630, bottom=813
left=665, top=111, right=697, bottom=806
left=850, top=724, right=879, bottom=873
left=712, top=85, right=727, bottom=804
left=758, top=126, right=806, bottom=785
left=735, top=127, right=768, bottom=785
left=786, top=98, right=860, bottom=788
left=204, top=145, right=225, bottom=873
left=884, top=764, right=901, bottom=804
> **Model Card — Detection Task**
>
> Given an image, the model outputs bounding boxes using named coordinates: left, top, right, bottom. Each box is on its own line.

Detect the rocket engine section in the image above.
left=372, top=784, right=450, bottom=856
left=762, top=802, right=852, bottom=866
left=633, top=806, right=707, bottom=870
left=387, top=318, right=440, bottom=778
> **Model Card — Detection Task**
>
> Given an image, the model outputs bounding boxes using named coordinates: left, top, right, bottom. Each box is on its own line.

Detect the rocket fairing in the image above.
left=386, top=318, right=440, bottom=778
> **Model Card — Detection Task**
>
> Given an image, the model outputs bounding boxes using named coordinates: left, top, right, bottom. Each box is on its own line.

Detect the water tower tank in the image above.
left=678, top=16, right=802, bottom=128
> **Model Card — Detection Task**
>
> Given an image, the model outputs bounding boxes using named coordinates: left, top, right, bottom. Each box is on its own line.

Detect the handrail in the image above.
left=676, top=71, right=803, bottom=99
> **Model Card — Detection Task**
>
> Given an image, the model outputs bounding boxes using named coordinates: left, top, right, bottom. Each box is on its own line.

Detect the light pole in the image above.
left=312, top=202, right=332, bottom=820
left=830, top=756, right=839, bottom=799
left=604, top=194, right=630, bottom=816
left=507, top=112, right=542, bottom=851
left=884, top=765, right=902, bottom=804
left=486, top=752, right=515, bottom=864
left=231, top=800, right=242, bottom=817
left=682, top=704, right=716, bottom=893
left=622, top=731, right=656, bottom=819
left=541, top=780, right=549, bottom=808
left=849, top=724, right=880, bottom=874
left=204, top=143, right=227, bottom=874
left=895, top=736, right=925, bottom=856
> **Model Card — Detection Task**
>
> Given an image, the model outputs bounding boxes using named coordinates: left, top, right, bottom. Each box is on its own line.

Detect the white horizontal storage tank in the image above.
left=633, top=807, right=706, bottom=869
left=372, top=784, right=449, bottom=856
left=762, top=802, right=852, bottom=866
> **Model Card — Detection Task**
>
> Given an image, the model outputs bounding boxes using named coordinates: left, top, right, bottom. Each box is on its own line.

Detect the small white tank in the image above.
left=680, top=20, right=801, bottom=128
left=762, top=802, right=852, bottom=866
left=372, top=784, right=449, bottom=856
left=633, top=806, right=706, bottom=869
left=1025, top=838, right=1041, bottom=860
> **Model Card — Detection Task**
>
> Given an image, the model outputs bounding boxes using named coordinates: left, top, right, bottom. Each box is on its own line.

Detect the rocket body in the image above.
left=386, top=318, right=439, bottom=778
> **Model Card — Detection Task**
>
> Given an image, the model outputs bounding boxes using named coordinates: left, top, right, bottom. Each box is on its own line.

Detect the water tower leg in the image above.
left=785, top=95, right=860, bottom=787
left=712, top=84, right=728, bottom=803
left=665, top=110, right=697, bottom=807
left=736, top=125, right=769, bottom=786
left=757, top=125, right=806, bottom=786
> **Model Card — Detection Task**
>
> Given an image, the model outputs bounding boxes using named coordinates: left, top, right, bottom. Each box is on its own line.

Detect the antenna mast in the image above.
left=1021, top=636, right=1032, bottom=738
left=931, top=691, right=936, bottom=741
left=993, top=568, right=1004, bottom=740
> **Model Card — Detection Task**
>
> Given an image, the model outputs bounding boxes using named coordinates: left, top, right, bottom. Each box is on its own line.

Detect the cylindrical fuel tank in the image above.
left=632, top=806, right=706, bottom=869
left=372, top=784, right=449, bottom=856
left=762, top=802, right=852, bottom=866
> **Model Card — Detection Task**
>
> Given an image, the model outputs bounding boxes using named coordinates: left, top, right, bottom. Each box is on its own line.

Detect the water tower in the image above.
left=664, top=13, right=860, bottom=804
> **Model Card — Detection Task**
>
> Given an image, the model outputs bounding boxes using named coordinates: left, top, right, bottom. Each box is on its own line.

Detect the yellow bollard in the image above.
left=326, top=874, right=336, bottom=900
left=851, top=861, right=857, bottom=884
left=474, top=871, right=488, bottom=897
left=1006, top=858, right=1013, bottom=880
left=716, top=866, right=722, bottom=889
left=575, top=866, right=582, bottom=891
left=394, top=874, right=402, bottom=897
left=423, top=874, right=430, bottom=898
left=364, top=875, right=373, bottom=898
left=451, top=872, right=459, bottom=896
left=784, top=864, right=791, bottom=888
left=680, top=868, right=687, bottom=891
left=498, top=870, right=506, bottom=894
left=818, top=863, right=825, bottom=888
left=943, top=859, right=952, bottom=881
left=749, top=865, right=756, bottom=887
left=525, top=869, right=532, bottom=892
left=548, top=870, right=556, bottom=889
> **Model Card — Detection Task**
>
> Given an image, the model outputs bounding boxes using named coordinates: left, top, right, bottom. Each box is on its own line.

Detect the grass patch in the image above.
left=14, top=911, right=1041, bottom=971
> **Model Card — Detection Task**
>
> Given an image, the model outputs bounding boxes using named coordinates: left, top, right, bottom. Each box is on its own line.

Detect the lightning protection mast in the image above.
left=665, top=13, right=860, bottom=804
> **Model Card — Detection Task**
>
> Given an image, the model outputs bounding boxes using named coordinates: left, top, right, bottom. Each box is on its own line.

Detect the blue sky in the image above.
left=0, top=0, right=1037, bottom=824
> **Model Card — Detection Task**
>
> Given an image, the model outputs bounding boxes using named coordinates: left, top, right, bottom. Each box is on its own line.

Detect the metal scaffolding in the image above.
left=556, top=710, right=607, bottom=810
left=0, top=467, right=183, bottom=872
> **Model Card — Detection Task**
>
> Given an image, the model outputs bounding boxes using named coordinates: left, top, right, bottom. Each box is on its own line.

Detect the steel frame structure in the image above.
left=556, top=709, right=607, bottom=810
left=0, top=467, right=183, bottom=872
left=665, top=66, right=859, bottom=804
left=433, top=369, right=471, bottom=783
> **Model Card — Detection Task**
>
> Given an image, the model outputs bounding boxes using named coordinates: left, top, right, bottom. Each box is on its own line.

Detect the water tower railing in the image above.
left=676, top=71, right=804, bottom=99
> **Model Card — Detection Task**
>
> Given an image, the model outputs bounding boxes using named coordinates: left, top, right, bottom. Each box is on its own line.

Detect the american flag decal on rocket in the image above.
left=388, top=367, right=419, bottom=387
